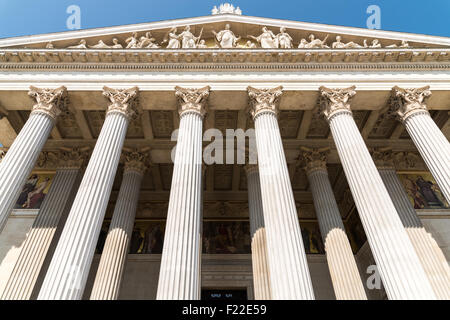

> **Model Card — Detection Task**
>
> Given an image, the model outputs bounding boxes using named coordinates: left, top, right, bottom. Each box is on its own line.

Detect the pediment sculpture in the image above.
left=47, top=24, right=414, bottom=50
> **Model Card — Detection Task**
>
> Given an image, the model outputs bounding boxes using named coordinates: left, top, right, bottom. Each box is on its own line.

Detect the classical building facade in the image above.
left=0, top=4, right=449, bottom=300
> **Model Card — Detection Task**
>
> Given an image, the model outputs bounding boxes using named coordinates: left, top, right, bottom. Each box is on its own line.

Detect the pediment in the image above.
left=1, top=13, right=449, bottom=50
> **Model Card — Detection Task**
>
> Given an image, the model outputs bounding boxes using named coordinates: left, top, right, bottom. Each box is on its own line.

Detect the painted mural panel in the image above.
left=14, top=172, right=54, bottom=209
left=397, top=172, right=449, bottom=209
left=202, top=220, right=251, bottom=254
left=299, top=222, right=325, bottom=254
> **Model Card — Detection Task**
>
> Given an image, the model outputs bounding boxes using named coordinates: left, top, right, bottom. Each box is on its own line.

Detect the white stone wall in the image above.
left=419, top=211, right=450, bottom=262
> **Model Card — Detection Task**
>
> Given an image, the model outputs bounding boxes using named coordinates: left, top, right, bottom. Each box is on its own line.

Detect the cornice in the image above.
left=0, top=48, right=449, bottom=71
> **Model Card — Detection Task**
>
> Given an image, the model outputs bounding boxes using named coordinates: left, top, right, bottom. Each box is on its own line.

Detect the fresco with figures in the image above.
left=14, top=172, right=54, bottom=210
left=96, top=219, right=326, bottom=254
left=397, top=172, right=449, bottom=209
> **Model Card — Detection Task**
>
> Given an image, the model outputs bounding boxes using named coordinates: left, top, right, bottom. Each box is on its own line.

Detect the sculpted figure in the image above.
left=68, top=39, right=87, bottom=49
left=163, top=27, right=181, bottom=48
left=249, top=27, right=277, bottom=48
left=46, top=42, right=54, bottom=49
left=89, top=40, right=111, bottom=49
left=242, top=40, right=256, bottom=48
left=138, top=32, right=159, bottom=48
left=305, top=34, right=329, bottom=48
left=111, top=38, right=123, bottom=49
left=332, top=35, right=363, bottom=49
left=386, top=40, right=410, bottom=48
left=212, top=24, right=240, bottom=48
left=197, top=40, right=208, bottom=48
left=125, top=32, right=139, bottom=48
left=276, top=27, right=293, bottom=48
left=298, top=38, right=308, bottom=48
left=364, top=39, right=382, bottom=48
left=179, top=26, right=202, bottom=48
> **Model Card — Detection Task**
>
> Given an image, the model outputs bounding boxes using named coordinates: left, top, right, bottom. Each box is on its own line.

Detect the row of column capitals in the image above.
left=389, top=85, right=431, bottom=123
left=175, top=85, right=211, bottom=119
left=247, top=86, right=283, bottom=120
left=299, top=147, right=329, bottom=175
left=121, top=147, right=151, bottom=175
left=28, top=86, right=69, bottom=121
left=102, top=86, right=140, bottom=120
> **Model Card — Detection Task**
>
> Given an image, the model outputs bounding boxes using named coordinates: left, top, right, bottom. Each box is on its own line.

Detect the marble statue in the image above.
left=242, top=40, right=256, bottom=48
left=386, top=40, right=410, bottom=48
left=197, top=40, right=208, bottom=48
left=163, top=27, right=182, bottom=49
left=68, top=39, right=87, bottom=49
left=179, top=26, right=202, bottom=49
left=111, top=38, right=123, bottom=49
left=249, top=27, right=277, bottom=48
left=89, top=40, right=112, bottom=49
left=364, top=39, right=382, bottom=48
left=212, top=24, right=240, bottom=48
left=45, top=42, right=54, bottom=49
left=305, top=34, right=329, bottom=48
left=211, top=5, right=219, bottom=15
left=332, top=36, right=363, bottom=49
left=125, top=32, right=140, bottom=48
left=138, top=32, right=160, bottom=48
left=276, top=27, right=293, bottom=49
left=298, top=39, right=308, bottom=48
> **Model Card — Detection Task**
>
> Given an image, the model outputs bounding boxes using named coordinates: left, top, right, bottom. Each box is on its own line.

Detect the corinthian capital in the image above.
left=122, top=148, right=150, bottom=175
left=103, top=86, right=139, bottom=120
left=370, top=148, right=394, bottom=169
left=247, top=86, right=283, bottom=120
left=318, top=86, right=356, bottom=121
left=299, top=147, right=329, bottom=175
left=389, top=86, right=431, bottom=122
left=175, top=86, right=211, bottom=118
left=28, top=86, right=69, bottom=121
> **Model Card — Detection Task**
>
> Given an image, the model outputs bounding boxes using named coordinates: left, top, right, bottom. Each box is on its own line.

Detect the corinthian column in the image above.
left=372, top=149, right=450, bottom=299
left=90, top=150, right=147, bottom=300
left=319, top=86, right=435, bottom=300
left=244, top=165, right=271, bottom=300
left=390, top=86, right=450, bottom=203
left=301, top=148, right=367, bottom=300
left=0, top=86, right=68, bottom=233
left=38, top=86, right=139, bottom=300
left=247, top=86, right=314, bottom=300
left=157, top=86, right=210, bottom=300
left=1, top=148, right=87, bottom=300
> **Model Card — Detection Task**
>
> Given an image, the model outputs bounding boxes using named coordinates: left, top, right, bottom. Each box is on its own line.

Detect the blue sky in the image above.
left=0, top=0, right=449, bottom=39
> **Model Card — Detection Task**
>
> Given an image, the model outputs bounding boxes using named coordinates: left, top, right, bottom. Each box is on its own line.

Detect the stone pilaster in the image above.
left=247, top=86, right=314, bottom=300
left=390, top=86, right=450, bottom=203
left=1, top=148, right=87, bottom=300
left=0, top=86, right=68, bottom=233
left=319, top=86, right=435, bottom=299
left=301, top=147, right=367, bottom=300
left=372, top=148, right=450, bottom=299
left=38, top=86, right=139, bottom=300
left=244, top=164, right=271, bottom=300
left=90, top=150, right=147, bottom=300
left=157, top=86, right=210, bottom=300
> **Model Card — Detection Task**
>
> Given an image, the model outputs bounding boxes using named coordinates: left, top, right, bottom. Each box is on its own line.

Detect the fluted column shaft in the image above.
left=0, top=86, right=67, bottom=233
left=90, top=163, right=144, bottom=300
left=37, top=112, right=129, bottom=300
left=0, top=113, right=55, bottom=232
left=328, top=112, right=435, bottom=299
left=403, top=114, right=450, bottom=203
left=306, top=167, right=367, bottom=300
left=157, top=112, right=203, bottom=300
left=1, top=167, right=82, bottom=300
left=379, top=167, right=450, bottom=299
left=245, top=166, right=271, bottom=300
left=254, top=114, right=314, bottom=299
left=390, top=86, right=450, bottom=203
